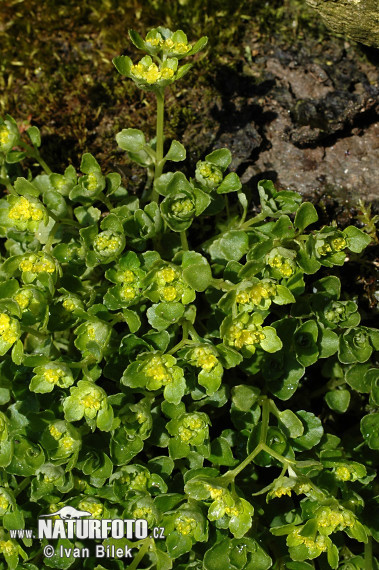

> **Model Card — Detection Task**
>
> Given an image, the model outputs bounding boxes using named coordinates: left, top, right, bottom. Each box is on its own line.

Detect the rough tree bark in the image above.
left=305, top=0, right=379, bottom=48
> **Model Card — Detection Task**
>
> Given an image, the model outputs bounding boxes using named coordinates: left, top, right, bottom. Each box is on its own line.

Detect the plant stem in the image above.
left=364, top=536, right=373, bottom=570
left=43, top=221, right=59, bottom=253
left=19, top=142, right=52, bottom=175
left=14, top=476, right=31, bottom=497
left=128, top=538, right=152, bottom=570
left=22, top=326, right=47, bottom=340
left=180, top=230, right=189, bottom=251
left=151, top=88, right=165, bottom=203
left=224, top=398, right=271, bottom=481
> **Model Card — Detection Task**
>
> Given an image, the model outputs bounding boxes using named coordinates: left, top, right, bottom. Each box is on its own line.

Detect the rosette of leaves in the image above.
left=144, top=261, right=196, bottom=305
left=339, top=326, right=379, bottom=364
left=195, top=148, right=242, bottom=194
left=0, top=194, right=48, bottom=234
left=184, top=476, right=254, bottom=538
left=178, top=343, right=223, bottom=395
left=0, top=311, right=20, bottom=357
left=0, top=532, right=27, bottom=570
left=40, top=420, right=81, bottom=467
left=129, top=27, right=207, bottom=59
left=29, top=361, right=75, bottom=394
left=11, top=283, right=49, bottom=327
left=110, top=395, right=153, bottom=465
left=221, top=311, right=282, bottom=357
left=109, top=464, right=167, bottom=500
left=121, top=351, right=185, bottom=404
left=0, top=413, right=12, bottom=468
left=49, top=165, right=77, bottom=197
left=69, top=153, right=106, bottom=203
left=163, top=502, right=208, bottom=559
left=314, top=225, right=371, bottom=268
left=0, top=115, right=20, bottom=155
left=74, top=318, right=112, bottom=362
left=166, top=411, right=210, bottom=459
left=3, top=251, right=60, bottom=293
left=219, top=278, right=295, bottom=314
left=80, top=213, right=125, bottom=266
left=154, top=171, right=210, bottom=231
left=104, top=251, right=146, bottom=310
left=30, top=463, right=73, bottom=501
left=113, top=28, right=207, bottom=92
left=63, top=379, right=114, bottom=432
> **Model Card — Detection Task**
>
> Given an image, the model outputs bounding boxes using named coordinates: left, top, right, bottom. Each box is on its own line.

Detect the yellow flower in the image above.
left=144, top=356, right=171, bottom=384
left=158, top=267, right=177, bottom=283
left=43, top=367, right=64, bottom=384
left=8, top=196, right=44, bottom=223
left=123, top=270, right=135, bottom=283
left=49, top=424, right=63, bottom=440
left=0, top=313, right=19, bottom=345
left=273, top=486, right=292, bottom=498
left=0, top=495, right=9, bottom=511
left=81, top=392, right=102, bottom=412
left=120, top=286, right=136, bottom=300
left=60, top=435, right=75, bottom=451
left=0, top=540, right=17, bottom=556
left=0, top=126, right=10, bottom=146
left=192, top=346, right=218, bottom=371
left=331, top=237, right=347, bottom=251
left=94, top=232, right=122, bottom=254
left=86, top=172, right=98, bottom=192
left=78, top=500, right=102, bottom=518
left=175, top=515, right=196, bottom=536
left=162, top=285, right=178, bottom=301
left=335, top=465, right=352, bottom=481
left=14, top=289, right=33, bottom=310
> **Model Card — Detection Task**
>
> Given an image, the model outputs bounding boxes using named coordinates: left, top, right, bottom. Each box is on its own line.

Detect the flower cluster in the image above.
left=267, top=252, right=295, bottom=278
left=190, top=345, right=218, bottom=372
left=287, top=528, right=328, bottom=558
left=236, top=280, right=277, bottom=308
left=0, top=313, right=20, bottom=355
left=30, top=362, right=74, bottom=393
left=195, top=161, right=223, bottom=190
left=7, top=195, right=46, bottom=231
left=318, top=236, right=347, bottom=257
left=18, top=253, right=56, bottom=275
left=316, top=506, right=355, bottom=535
left=145, top=263, right=195, bottom=304
left=93, top=230, right=124, bottom=259
left=0, top=116, right=19, bottom=153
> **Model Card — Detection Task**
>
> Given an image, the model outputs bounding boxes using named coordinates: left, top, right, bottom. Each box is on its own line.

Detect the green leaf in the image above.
left=217, top=172, right=242, bottom=194
left=361, top=413, right=379, bottom=449
left=343, top=225, right=372, bottom=253
left=325, top=389, right=350, bottom=413
left=14, top=177, right=40, bottom=197
left=26, top=126, right=41, bottom=147
left=278, top=409, right=304, bottom=438
left=188, top=36, right=208, bottom=56
left=292, top=411, right=323, bottom=451
left=147, top=302, right=185, bottom=331
left=166, top=140, right=186, bottom=162
left=205, top=148, right=232, bottom=171
left=80, top=152, right=101, bottom=173
left=116, top=128, right=146, bottom=153
left=112, top=54, right=132, bottom=76
left=294, top=202, right=318, bottom=231
left=182, top=261, right=212, bottom=292
left=128, top=29, right=145, bottom=50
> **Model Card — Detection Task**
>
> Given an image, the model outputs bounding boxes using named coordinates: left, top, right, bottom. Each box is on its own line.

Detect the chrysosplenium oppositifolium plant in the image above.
left=0, top=25, right=378, bottom=570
